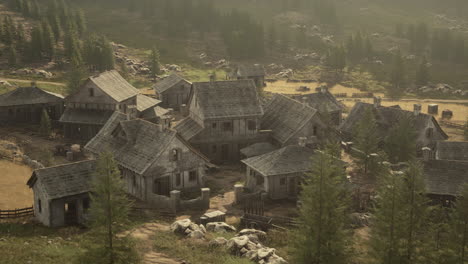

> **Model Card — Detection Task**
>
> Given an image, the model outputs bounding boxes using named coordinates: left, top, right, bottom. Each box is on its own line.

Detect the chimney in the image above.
left=422, top=147, right=433, bottom=162
left=373, top=96, right=381, bottom=108
left=320, top=85, right=328, bottom=94
left=298, top=137, right=307, bottom=147
left=414, top=104, right=422, bottom=116
left=126, top=105, right=138, bottom=120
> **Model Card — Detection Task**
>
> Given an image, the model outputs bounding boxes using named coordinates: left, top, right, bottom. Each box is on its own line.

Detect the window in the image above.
left=223, top=122, right=233, bottom=132
left=212, top=122, right=217, bottom=129
left=132, top=175, right=136, bottom=187
left=172, top=149, right=180, bottom=161
left=313, top=126, right=318, bottom=136
left=176, top=173, right=181, bottom=186
left=38, top=199, right=42, bottom=213
left=280, top=178, right=286, bottom=186
left=88, top=88, right=94, bottom=97
left=189, top=171, right=197, bottom=182
left=247, top=120, right=256, bottom=130
left=83, top=198, right=90, bottom=212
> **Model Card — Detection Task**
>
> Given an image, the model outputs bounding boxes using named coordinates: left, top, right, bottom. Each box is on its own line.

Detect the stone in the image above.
left=267, top=254, right=288, bottom=264
left=206, top=222, right=236, bottom=233
left=188, top=230, right=205, bottom=239
left=244, top=250, right=258, bottom=261
left=209, top=237, right=228, bottom=247
left=170, top=219, right=192, bottom=234
left=257, top=247, right=275, bottom=260
left=240, top=247, right=248, bottom=255
left=188, top=223, right=201, bottom=232
left=245, top=241, right=259, bottom=251
left=246, top=234, right=260, bottom=244
left=238, top=229, right=267, bottom=241
left=199, top=224, right=206, bottom=234
left=227, top=235, right=249, bottom=250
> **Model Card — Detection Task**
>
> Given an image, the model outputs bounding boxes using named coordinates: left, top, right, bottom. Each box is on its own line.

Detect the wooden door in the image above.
left=64, top=202, right=78, bottom=225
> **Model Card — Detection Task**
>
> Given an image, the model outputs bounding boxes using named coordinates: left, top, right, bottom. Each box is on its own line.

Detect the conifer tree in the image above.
left=99, top=36, right=115, bottom=71
left=353, top=107, right=380, bottom=177
left=41, top=20, right=55, bottom=60
left=30, top=25, right=44, bottom=61
left=424, top=205, right=452, bottom=264
left=267, top=22, right=277, bottom=53
left=384, top=115, right=417, bottom=163
left=415, top=56, right=430, bottom=86
left=290, top=146, right=350, bottom=264
left=149, top=46, right=160, bottom=77
left=75, top=9, right=87, bottom=36
left=448, top=184, right=468, bottom=263
left=67, top=57, right=86, bottom=94
left=389, top=49, right=406, bottom=98
left=39, top=109, right=52, bottom=136
left=89, top=152, right=131, bottom=264
left=8, top=45, right=18, bottom=67
left=464, top=119, right=468, bottom=141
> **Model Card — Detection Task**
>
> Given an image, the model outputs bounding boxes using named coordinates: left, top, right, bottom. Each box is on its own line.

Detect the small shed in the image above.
left=0, top=86, right=64, bottom=124
left=153, top=74, right=192, bottom=110
left=26, top=160, right=96, bottom=227
left=236, top=64, right=266, bottom=88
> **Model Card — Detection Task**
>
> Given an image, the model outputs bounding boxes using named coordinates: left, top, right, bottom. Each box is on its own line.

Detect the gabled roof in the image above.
left=174, top=117, right=204, bottom=141
left=240, top=142, right=278, bottom=158
left=0, top=86, right=64, bottom=107
left=339, top=102, right=448, bottom=140
left=136, top=94, right=161, bottom=112
left=191, top=80, right=263, bottom=119
left=242, top=145, right=345, bottom=176
left=85, top=112, right=207, bottom=175
left=237, top=64, right=265, bottom=77
left=261, top=94, right=318, bottom=145
left=435, top=141, right=468, bottom=161
left=424, top=160, right=468, bottom=196
left=88, top=70, right=139, bottom=102
left=153, top=74, right=191, bottom=94
left=27, top=160, right=96, bottom=200
left=141, top=106, right=170, bottom=120
left=293, top=91, right=344, bottom=113
left=59, top=108, right=114, bottom=125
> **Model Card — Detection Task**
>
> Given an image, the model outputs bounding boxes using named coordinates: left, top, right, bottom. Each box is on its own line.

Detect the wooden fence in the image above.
left=0, top=206, right=34, bottom=219
left=440, top=120, right=466, bottom=129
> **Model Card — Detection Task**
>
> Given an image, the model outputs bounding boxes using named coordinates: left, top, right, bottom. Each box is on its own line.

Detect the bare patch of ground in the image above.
left=0, top=160, right=33, bottom=209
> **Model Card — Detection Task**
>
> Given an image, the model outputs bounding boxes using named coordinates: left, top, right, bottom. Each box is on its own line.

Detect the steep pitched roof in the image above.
left=237, top=64, right=265, bottom=77
left=435, top=141, right=468, bottom=161
left=59, top=108, right=114, bottom=125
left=424, top=160, right=468, bottom=196
left=85, top=112, right=204, bottom=175
left=293, top=91, right=344, bottom=113
left=340, top=102, right=448, bottom=140
left=0, top=86, right=64, bottom=107
left=27, top=160, right=96, bottom=200
left=153, top=74, right=191, bottom=94
left=240, top=142, right=278, bottom=158
left=242, top=145, right=345, bottom=176
left=136, top=94, right=161, bottom=112
left=88, top=70, right=139, bottom=102
left=261, top=94, right=318, bottom=144
left=191, top=80, right=263, bottom=119
left=141, top=106, right=170, bottom=120
left=174, top=117, right=204, bottom=141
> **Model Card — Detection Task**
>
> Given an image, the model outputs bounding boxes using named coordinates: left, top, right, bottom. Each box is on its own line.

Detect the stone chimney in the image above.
left=373, top=96, right=381, bottom=108
left=126, top=105, right=138, bottom=120
left=414, top=104, right=422, bottom=116
left=298, top=137, right=307, bottom=147
left=422, top=147, right=433, bottom=162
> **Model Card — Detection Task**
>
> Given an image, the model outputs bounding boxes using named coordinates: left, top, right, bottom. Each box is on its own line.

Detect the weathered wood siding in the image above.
left=32, top=181, right=51, bottom=226
left=159, top=80, right=191, bottom=110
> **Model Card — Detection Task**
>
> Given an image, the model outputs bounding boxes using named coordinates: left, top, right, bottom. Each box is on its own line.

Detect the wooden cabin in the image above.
left=153, top=74, right=192, bottom=111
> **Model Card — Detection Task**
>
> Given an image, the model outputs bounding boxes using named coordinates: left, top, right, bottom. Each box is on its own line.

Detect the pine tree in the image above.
left=424, top=205, right=452, bottom=264
left=149, top=46, right=160, bottom=77
left=448, top=184, right=468, bottom=263
left=67, top=57, right=86, bottom=94
left=289, top=147, right=350, bottom=264
left=389, top=49, right=406, bottom=98
left=75, top=9, right=87, bottom=35
left=98, top=36, right=115, bottom=71
left=39, top=109, right=52, bottom=137
left=267, top=22, right=277, bottom=53
left=384, top=115, right=417, bottom=163
left=89, top=152, right=132, bottom=264
left=353, top=107, right=380, bottom=177
left=30, top=24, right=44, bottom=61
left=415, top=56, right=430, bottom=86
left=41, top=20, right=55, bottom=60
left=8, top=45, right=18, bottom=67
left=64, top=28, right=82, bottom=62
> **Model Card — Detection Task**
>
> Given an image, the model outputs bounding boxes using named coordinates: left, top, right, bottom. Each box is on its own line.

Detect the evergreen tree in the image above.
left=8, top=45, right=18, bottom=67
left=66, top=57, right=86, bottom=94
left=267, top=22, right=277, bottom=53
left=464, top=119, right=468, bottom=141
left=89, top=152, right=132, bottom=264
left=384, top=115, right=417, bottom=163
left=98, top=36, right=115, bottom=71
left=41, top=20, right=55, bottom=60
left=415, top=56, right=430, bottom=86
left=424, top=206, right=452, bottom=264
left=64, top=28, right=82, bottom=63
left=30, top=25, right=44, bottom=61
left=39, top=109, right=52, bottom=137
left=448, top=184, right=468, bottom=263
left=75, top=9, right=87, bottom=35
left=389, top=49, right=406, bottom=98
left=290, top=146, right=350, bottom=264
left=353, top=107, right=380, bottom=177
left=149, top=46, right=160, bottom=77
left=16, top=23, right=26, bottom=50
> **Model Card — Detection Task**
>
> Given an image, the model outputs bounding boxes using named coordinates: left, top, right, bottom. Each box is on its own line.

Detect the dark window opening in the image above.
left=280, top=178, right=286, bottom=186
left=38, top=199, right=42, bottom=213
left=212, top=122, right=217, bottom=129
left=88, top=88, right=94, bottom=97
left=256, top=175, right=264, bottom=185
left=189, top=171, right=197, bottom=182
left=172, top=149, right=180, bottom=161
left=176, top=173, right=181, bottom=186
left=83, top=198, right=90, bottom=212
left=132, top=175, right=136, bottom=187
left=153, top=178, right=170, bottom=196
left=248, top=120, right=256, bottom=130
left=223, top=122, right=233, bottom=132
left=313, top=126, right=318, bottom=136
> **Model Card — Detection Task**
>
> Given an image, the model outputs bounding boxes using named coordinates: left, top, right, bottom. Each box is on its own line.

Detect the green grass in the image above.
left=181, top=66, right=227, bottom=82
left=0, top=80, right=67, bottom=95
left=153, top=231, right=254, bottom=264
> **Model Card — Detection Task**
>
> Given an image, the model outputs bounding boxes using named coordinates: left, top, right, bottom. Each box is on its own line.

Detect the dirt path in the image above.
left=120, top=222, right=182, bottom=264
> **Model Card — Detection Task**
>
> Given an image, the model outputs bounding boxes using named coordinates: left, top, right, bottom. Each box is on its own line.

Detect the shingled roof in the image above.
left=435, top=141, right=468, bottom=161
left=27, top=160, right=96, bottom=200
left=240, top=142, right=278, bottom=158
left=153, top=74, right=190, bottom=94
left=293, top=90, right=344, bottom=113
left=261, top=94, right=318, bottom=145
left=59, top=108, right=114, bottom=125
left=88, top=70, right=139, bottom=102
left=174, top=117, right=204, bottom=141
left=136, top=94, right=161, bottom=112
left=191, top=80, right=263, bottom=119
left=237, top=64, right=265, bottom=77
left=0, top=86, right=64, bottom=107
left=340, top=102, right=448, bottom=140
left=424, top=160, right=468, bottom=196
left=85, top=112, right=208, bottom=175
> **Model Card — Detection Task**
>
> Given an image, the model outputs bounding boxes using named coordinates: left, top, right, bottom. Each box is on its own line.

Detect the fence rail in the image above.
left=0, top=206, right=34, bottom=219
left=440, top=120, right=465, bottom=129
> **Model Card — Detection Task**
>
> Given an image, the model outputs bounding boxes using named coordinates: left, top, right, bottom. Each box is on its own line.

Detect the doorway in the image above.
left=64, top=201, right=78, bottom=225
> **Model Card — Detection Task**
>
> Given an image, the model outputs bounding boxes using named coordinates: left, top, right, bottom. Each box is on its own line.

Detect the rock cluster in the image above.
left=170, top=219, right=206, bottom=239
left=10, top=68, right=53, bottom=78
left=206, top=222, right=236, bottom=233
left=409, top=83, right=468, bottom=96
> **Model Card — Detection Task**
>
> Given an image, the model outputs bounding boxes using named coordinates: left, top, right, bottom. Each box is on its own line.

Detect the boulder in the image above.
left=244, top=250, right=258, bottom=261
left=257, top=247, right=275, bottom=260
left=170, top=219, right=192, bottom=234
left=206, top=222, right=236, bottom=233
left=188, top=230, right=205, bottom=239
left=227, top=235, right=249, bottom=250
left=209, top=237, right=228, bottom=247
left=199, top=224, right=206, bottom=234
left=267, top=255, right=288, bottom=264
left=238, top=229, right=267, bottom=241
